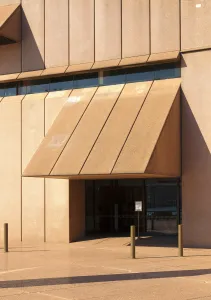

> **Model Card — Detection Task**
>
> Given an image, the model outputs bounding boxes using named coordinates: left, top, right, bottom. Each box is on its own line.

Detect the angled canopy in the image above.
left=0, top=4, right=21, bottom=44
left=23, top=78, right=181, bottom=179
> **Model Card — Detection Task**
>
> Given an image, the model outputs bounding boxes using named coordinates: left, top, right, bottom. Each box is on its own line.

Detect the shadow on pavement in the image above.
left=127, top=234, right=178, bottom=248
left=1, top=268, right=211, bottom=288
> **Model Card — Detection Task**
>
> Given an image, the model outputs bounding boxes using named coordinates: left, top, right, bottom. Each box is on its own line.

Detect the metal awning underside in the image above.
left=23, top=78, right=181, bottom=179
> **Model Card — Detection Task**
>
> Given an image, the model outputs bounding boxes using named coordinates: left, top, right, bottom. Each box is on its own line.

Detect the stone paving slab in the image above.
left=0, top=237, right=211, bottom=299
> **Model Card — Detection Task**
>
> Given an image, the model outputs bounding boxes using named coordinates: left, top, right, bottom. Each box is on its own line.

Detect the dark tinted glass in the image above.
left=26, top=79, right=50, bottom=94
left=0, top=84, right=4, bottom=97
left=103, top=69, right=126, bottom=86
left=4, top=82, right=17, bottom=96
left=73, top=73, right=98, bottom=88
left=126, top=66, right=154, bottom=83
left=18, top=82, right=27, bottom=95
left=50, top=76, right=73, bottom=91
left=155, top=64, right=181, bottom=80
left=0, top=62, right=181, bottom=96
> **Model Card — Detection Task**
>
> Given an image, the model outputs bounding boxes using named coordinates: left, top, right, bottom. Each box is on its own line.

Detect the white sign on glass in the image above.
left=135, top=201, right=142, bottom=212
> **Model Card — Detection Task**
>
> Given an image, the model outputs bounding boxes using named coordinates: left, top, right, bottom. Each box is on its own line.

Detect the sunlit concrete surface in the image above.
left=1, top=236, right=211, bottom=299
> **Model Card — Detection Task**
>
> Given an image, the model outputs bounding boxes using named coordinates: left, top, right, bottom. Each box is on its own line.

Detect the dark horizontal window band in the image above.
left=0, top=62, right=181, bottom=97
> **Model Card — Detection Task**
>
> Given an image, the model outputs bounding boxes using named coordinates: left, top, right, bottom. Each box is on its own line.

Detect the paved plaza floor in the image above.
left=1, top=235, right=211, bottom=299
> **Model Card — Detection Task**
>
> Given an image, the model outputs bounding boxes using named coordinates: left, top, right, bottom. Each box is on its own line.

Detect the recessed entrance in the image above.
left=85, top=179, right=181, bottom=237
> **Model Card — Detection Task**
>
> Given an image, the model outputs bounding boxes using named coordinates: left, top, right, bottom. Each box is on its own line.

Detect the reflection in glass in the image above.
left=18, top=81, right=27, bottom=95
left=126, top=66, right=154, bottom=83
left=0, top=84, right=4, bottom=97
left=26, top=79, right=50, bottom=94
left=0, top=62, right=181, bottom=97
left=50, top=76, right=73, bottom=91
left=155, top=64, right=181, bottom=80
left=73, top=73, right=98, bottom=88
left=103, top=69, right=126, bottom=86
left=4, top=83, right=17, bottom=96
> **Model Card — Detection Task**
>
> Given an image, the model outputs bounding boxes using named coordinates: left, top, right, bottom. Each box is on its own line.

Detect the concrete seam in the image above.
left=48, top=87, right=98, bottom=175
left=110, top=81, right=153, bottom=174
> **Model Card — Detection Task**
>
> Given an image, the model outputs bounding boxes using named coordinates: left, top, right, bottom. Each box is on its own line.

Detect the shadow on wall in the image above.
left=182, top=90, right=211, bottom=248
left=0, top=268, right=211, bottom=288
left=22, top=10, right=44, bottom=72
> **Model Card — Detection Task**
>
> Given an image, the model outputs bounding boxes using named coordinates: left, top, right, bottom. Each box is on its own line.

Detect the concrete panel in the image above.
left=24, top=88, right=96, bottom=176
left=69, top=0, right=94, bottom=65
left=95, top=0, right=121, bottom=62
left=119, top=55, right=149, bottom=67
left=22, top=93, right=46, bottom=243
left=181, top=0, right=211, bottom=51
left=82, top=81, right=152, bottom=175
left=1, top=6, right=21, bottom=42
left=122, top=0, right=150, bottom=58
left=148, top=51, right=180, bottom=63
left=0, top=4, right=21, bottom=42
left=92, top=59, right=120, bottom=70
left=150, top=0, right=180, bottom=53
left=18, top=70, right=43, bottom=79
left=146, top=91, right=180, bottom=176
left=0, top=73, right=19, bottom=81
left=45, top=0, right=69, bottom=68
left=182, top=50, right=211, bottom=247
left=0, top=95, right=23, bottom=244
left=69, top=180, right=85, bottom=242
left=66, top=63, right=93, bottom=73
left=52, top=84, right=124, bottom=176
left=0, top=0, right=20, bottom=5
left=0, top=43, right=21, bottom=75
left=41, top=66, right=68, bottom=77
left=22, top=0, right=45, bottom=71
left=45, top=90, right=70, bottom=243
left=45, top=90, right=71, bottom=129
left=113, top=78, right=181, bottom=174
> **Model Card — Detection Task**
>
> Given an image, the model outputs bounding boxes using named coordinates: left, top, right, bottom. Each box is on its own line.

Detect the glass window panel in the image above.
left=126, top=66, right=154, bottom=83
left=0, top=63, right=181, bottom=97
left=0, top=84, right=4, bottom=97
left=50, top=76, right=74, bottom=92
left=18, top=82, right=27, bottom=95
left=73, top=72, right=99, bottom=89
left=26, top=79, right=50, bottom=94
left=155, top=64, right=181, bottom=80
left=4, top=83, right=17, bottom=96
left=102, top=69, right=126, bottom=86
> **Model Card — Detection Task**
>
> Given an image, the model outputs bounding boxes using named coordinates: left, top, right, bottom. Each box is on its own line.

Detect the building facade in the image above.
left=0, top=0, right=209, bottom=247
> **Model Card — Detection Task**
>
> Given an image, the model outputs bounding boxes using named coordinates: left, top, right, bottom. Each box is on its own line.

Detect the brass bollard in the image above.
left=130, top=225, right=135, bottom=259
left=4, top=223, right=8, bottom=253
left=178, top=224, right=183, bottom=257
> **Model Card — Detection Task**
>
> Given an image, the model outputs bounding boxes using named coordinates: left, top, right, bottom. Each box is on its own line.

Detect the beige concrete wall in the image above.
left=0, top=95, right=23, bottom=244
left=0, top=0, right=20, bottom=5
left=0, top=90, right=75, bottom=244
left=22, top=93, right=46, bottom=243
left=45, top=91, right=70, bottom=243
left=45, top=0, right=69, bottom=68
left=182, top=50, right=211, bottom=248
left=1, top=0, right=211, bottom=74
left=122, top=0, right=150, bottom=58
left=181, top=0, right=211, bottom=51
left=22, top=0, right=45, bottom=71
left=69, top=180, right=85, bottom=242
left=69, top=0, right=94, bottom=66
left=150, top=0, right=180, bottom=53
left=0, top=43, right=21, bottom=75
left=95, top=0, right=121, bottom=62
